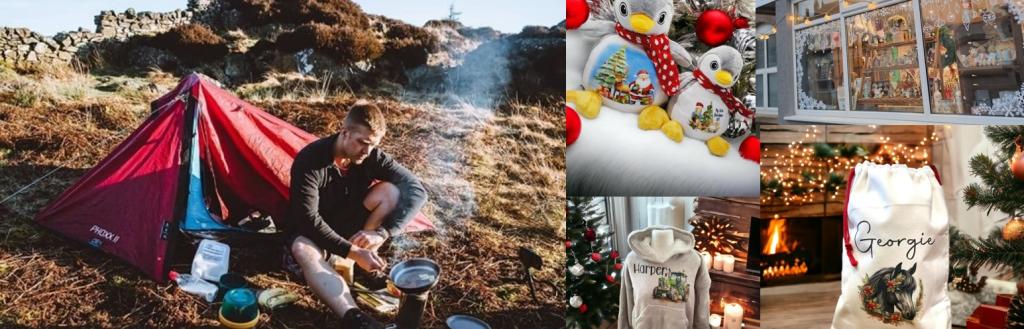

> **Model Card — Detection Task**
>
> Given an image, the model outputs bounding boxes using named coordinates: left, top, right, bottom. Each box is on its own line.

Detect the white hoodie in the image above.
left=619, top=226, right=711, bottom=329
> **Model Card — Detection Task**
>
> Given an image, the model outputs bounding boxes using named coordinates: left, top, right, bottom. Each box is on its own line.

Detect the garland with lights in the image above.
left=760, top=126, right=935, bottom=207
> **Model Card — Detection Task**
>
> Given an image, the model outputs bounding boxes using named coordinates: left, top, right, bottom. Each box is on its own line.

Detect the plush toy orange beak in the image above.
left=715, top=70, right=735, bottom=87
left=629, top=14, right=655, bottom=33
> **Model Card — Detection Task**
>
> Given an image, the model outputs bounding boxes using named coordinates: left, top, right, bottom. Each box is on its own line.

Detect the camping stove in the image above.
left=389, top=258, right=440, bottom=329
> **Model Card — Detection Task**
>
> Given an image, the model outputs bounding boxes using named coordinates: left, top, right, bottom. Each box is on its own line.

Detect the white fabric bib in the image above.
left=831, top=163, right=950, bottom=329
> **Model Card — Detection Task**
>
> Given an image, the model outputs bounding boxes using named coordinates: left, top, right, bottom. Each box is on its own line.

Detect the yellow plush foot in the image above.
left=660, top=120, right=683, bottom=143
left=707, top=136, right=730, bottom=157
left=638, top=106, right=669, bottom=130
left=566, top=90, right=602, bottom=119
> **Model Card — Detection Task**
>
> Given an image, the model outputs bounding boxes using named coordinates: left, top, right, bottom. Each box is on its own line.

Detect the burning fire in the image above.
left=762, top=215, right=797, bottom=255
left=763, top=259, right=809, bottom=280
left=762, top=215, right=808, bottom=279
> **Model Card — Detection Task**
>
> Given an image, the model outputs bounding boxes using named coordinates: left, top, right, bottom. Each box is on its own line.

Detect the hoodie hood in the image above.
left=627, top=226, right=695, bottom=263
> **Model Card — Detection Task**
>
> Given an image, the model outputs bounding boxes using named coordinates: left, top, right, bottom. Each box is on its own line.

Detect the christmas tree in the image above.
left=565, top=196, right=621, bottom=329
left=955, top=126, right=1024, bottom=280
left=593, top=46, right=629, bottom=93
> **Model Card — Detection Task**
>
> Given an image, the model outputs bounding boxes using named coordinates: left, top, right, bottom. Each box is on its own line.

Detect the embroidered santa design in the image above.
left=629, top=69, right=655, bottom=105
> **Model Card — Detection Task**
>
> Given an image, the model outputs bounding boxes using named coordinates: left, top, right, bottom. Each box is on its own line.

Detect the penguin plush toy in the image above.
left=567, top=0, right=693, bottom=136
left=653, top=46, right=754, bottom=156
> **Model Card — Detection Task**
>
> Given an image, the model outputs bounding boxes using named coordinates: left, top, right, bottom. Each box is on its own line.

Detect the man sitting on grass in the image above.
left=287, top=103, right=427, bottom=328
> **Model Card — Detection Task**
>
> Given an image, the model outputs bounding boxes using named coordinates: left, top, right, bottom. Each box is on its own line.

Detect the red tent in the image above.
left=35, top=74, right=433, bottom=282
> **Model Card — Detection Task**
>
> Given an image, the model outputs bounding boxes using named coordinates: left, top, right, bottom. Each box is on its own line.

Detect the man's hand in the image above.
left=351, top=230, right=387, bottom=250
left=347, top=246, right=387, bottom=274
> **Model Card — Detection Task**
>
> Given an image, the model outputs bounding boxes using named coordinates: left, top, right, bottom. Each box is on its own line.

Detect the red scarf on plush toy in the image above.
left=693, top=69, right=753, bottom=117
left=614, top=23, right=681, bottom=96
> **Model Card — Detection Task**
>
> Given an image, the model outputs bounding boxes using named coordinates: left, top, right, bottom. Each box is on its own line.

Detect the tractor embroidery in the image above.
left=689, top=102, right=723, bottom=133
left=652, top=271, right=689, bottom=303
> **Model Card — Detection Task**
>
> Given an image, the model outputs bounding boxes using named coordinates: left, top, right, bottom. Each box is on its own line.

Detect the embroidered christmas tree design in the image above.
left=652, top=271, right=689, bottom=303
left=594, top=46, right=630, bottom=104
left=689, top=102, right=721, bottom=132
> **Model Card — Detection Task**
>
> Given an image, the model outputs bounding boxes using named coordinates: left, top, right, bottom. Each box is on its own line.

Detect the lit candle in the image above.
left=713, top=253, right=724, bottom=271
left=701, top=251, right=712, bottom=270
left=724, top=303, right=743, bottom=329
left=709, top=314, right=723, bottom=328
left=721, top=254, right=735, bottom=273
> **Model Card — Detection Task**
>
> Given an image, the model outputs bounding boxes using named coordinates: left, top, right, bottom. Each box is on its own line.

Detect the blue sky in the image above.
left=0, top=0, right=563, bottom=36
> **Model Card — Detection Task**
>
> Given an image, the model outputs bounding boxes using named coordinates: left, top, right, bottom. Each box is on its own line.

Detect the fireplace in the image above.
left=757, top=215, right=842, bottom=286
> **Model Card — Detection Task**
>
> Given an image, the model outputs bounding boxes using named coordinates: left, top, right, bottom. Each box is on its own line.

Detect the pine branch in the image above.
left=950, top=228, right=1024, bottom=279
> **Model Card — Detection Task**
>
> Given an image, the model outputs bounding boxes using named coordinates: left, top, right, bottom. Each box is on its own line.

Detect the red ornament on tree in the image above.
left=591, top=252, right=602, bottom=262
left=696, top=9, right=735, bottom=46
left=566, top=106, right=581, bottom=146
left=579, top=304, right=588, bottom=313
left=585, top=227, right=596, bottom=241
left=565, top=240, right=572, bottom=248
left=606, top=274, right=616, bottom=283
left=733, top=17, right=750, bottom=29
left=739, top=135, right=761, bottom=163
left=611, top=250, right=619, bottom=259
left=614, top=263, right=623, bottom=271
left=566, top=0, right=589, bottom=29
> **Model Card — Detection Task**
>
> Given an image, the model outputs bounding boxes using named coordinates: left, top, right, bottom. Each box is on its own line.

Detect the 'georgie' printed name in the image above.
left=854, top=220, right=935, bottom=260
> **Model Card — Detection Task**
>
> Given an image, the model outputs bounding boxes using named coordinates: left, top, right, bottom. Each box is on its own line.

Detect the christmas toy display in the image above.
left=565, top=0, right=758, bottom=195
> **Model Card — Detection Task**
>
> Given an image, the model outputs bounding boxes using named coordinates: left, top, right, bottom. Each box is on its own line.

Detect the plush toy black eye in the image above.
left=710, top=61, right=720, bottom=70
left=619, top=3, right=628, bottom=16
left=658, top=12, right=667, bottom=24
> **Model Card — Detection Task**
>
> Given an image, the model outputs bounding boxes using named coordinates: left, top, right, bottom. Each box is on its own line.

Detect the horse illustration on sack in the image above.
left=859, top=262, right=923, bottom=325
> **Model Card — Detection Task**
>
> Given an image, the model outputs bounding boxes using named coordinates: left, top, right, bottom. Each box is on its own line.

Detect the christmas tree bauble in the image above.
left=1004, top=216, right=1024, bottom=241
left=696, top=9, right=735, bottom=46
left=1011, top=136, right=1024, bottom=180
left=566, top=106, right=581, bottom=146
left=740, top=135, right=761, bottom=163
left=566, top=0, right=588, bottom=29
left=579, top=304, right=588, bottom=313
left=569, top=263, right=585, bottom=276
left=585, top=228, right=596, bottom=241
left=591, top=252, right=601, bottom=262
left=569, top=295, right=583, bottom=308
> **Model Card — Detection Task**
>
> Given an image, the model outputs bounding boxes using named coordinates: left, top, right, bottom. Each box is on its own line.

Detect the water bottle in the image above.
left=169, top=271, right=217, bottom=302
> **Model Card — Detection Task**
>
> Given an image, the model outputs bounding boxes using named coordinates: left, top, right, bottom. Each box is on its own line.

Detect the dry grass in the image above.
left=0, top=69, right=565, bottom=328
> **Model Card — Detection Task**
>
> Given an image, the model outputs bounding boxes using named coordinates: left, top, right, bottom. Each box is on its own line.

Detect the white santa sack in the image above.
left=831, top=163, right=950, bottom=329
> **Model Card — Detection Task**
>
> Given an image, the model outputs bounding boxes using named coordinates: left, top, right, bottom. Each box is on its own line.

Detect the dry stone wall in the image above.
left=0, top=8, right=195, bottom=66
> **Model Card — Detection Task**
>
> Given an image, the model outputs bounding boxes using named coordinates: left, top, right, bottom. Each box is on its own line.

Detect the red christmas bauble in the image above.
left=565, top=240, right=572, bottom=248
left=610, top=250, right=619, bottom=259
left=566, top=106, right=581, bottom=146
left=606, top=274, right=616, bottom=283
left=739, top=135, right=761, bottom=163
left=584, top=228, right=596, bottom=241
left=614, top=263, right=623, bottom=271
left=579, top=303, right=588, bottom=313
left=733, top=17, right=750, bottom=29
left=696, top=9, right=735, bottom=47
left=591, top=252, right=602, bottom=262
left=566, top=0, right=589, bottom=29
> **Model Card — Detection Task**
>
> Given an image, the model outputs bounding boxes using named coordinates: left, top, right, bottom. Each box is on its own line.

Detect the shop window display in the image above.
left=795, top=20, right=846, bottom=110
left=846, top=2, right=924, bottom=112
left=794, top=0, right=841, bottom=22
left=921, top=0, right=1024, bottom=115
